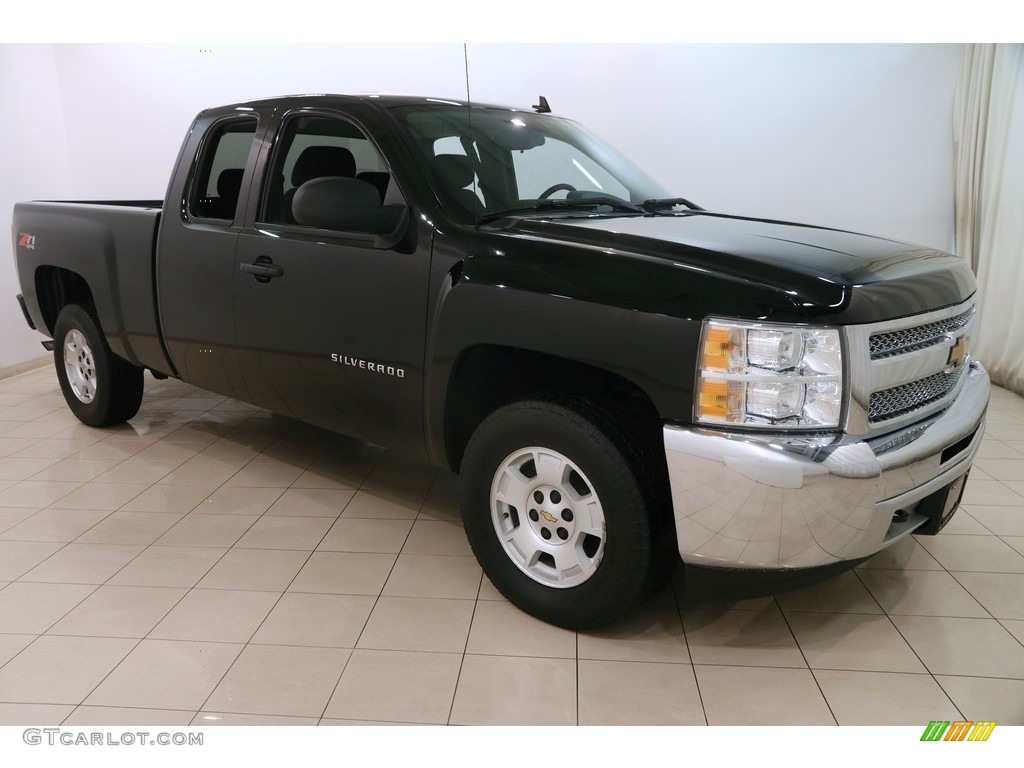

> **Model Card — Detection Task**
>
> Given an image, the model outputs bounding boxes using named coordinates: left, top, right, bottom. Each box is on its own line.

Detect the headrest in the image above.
left=432, top=154, right=475, bottom=190
left=291, top=146, right=356, bottom=186
left=292, top=176, right=382, bottom=229
left=217, top=168, right=244, bottom=198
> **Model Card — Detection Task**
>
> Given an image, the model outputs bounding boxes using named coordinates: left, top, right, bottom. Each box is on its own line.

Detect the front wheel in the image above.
left=53, top=304, right=144, bottom=427
left=460, top=399, right=672, bottom=629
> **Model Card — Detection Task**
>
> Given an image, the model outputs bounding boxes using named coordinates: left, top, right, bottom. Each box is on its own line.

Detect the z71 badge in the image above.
left=17, top=232, right=36, bottom=250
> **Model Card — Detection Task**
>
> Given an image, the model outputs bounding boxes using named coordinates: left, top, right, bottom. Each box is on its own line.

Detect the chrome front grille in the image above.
left=845, top=297, right=977, bottom=435
left=869, top=307, right=975, bottom=360
left=869, top=365, right=968, bottom=423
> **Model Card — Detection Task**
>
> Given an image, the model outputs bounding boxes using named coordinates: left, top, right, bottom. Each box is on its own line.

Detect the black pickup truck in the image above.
left=12, top=94, right=990, bottom=628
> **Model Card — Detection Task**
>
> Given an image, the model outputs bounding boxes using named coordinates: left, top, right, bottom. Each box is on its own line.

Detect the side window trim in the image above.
left=184, top=115, right=260, bottom=225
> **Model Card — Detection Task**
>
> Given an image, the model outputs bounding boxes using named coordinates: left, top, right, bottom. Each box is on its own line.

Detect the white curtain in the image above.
left=954, top=43, right=1024, bottom=395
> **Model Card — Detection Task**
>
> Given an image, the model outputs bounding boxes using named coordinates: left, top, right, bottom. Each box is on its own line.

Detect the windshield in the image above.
left=393, top=105, right=672, bottom=222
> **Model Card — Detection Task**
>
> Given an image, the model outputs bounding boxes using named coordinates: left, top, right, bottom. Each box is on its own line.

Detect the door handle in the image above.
left=240, top=257, right=283, bottom=283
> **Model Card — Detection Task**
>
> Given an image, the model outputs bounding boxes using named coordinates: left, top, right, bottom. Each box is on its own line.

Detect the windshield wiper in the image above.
left=640, top=197, right=704, bottom=212
left=477, top=196, right=645, bottom=226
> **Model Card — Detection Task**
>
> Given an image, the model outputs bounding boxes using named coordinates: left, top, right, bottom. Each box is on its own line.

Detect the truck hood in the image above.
left=502, top=212, right=976, bottom=323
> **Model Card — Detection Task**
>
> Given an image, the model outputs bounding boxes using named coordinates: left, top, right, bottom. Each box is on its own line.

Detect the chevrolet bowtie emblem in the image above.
left=540, top=510, right=557, bottom=524
left=947, top=335, right=967, bottom=369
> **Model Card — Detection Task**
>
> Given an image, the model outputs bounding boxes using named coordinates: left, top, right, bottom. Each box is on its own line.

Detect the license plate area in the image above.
left=914, top=471, right=969, bottom=536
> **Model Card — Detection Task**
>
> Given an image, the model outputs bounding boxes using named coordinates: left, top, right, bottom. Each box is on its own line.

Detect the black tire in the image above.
left=53, top=304, right=144, bottom=427
left=460, top=398, right=674, bottom=630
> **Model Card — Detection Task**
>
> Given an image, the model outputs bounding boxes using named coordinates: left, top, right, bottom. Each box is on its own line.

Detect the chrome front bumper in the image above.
left=663, top=359, right=990, bottom=569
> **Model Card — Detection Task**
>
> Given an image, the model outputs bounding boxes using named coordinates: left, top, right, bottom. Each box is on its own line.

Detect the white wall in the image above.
left=0, top=45, right=75, bottom=371
left=0, top=43, right=963, bottom=370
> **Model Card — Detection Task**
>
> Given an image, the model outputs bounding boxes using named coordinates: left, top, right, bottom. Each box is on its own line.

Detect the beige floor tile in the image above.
left=777, top=571, right=883, bottom=614
left=119, top=484, right=218, bottom=514
left=223, top=460, right=305, bottom=489
left=31, top=458, right=125, bottom=483
left=85, top=639, right=243, bottom=710
left=154, top=513, right=258, bottom=548
left=358, top=596, right=474, bottom=653
left=235, top=516, right=333, bottom=551
left=266, top=488, right=354, bottom=517
left=0, top=457, right=61, bottom=481
left=0, top=508, right=37, bottom=535
left=1003, top=619, right=1024, bottom=644
left=695, top=665, right=835, bottom=725
left=289, top=552, right=396, bottom=595
left=149, top=589, right=279, bottom=642
left=855, top=536, right=943, bottom=570
left=0, top=583, right=97, bottom=633
left=20, top=543, right=143, bottom=585
left=0, top=422, right=71, bottom=440
left=974, top=458, right=1024, bottom=482
left=0, top=480, right=81, bottom=508
left=683, top=606, right=806, bottom=668
left=857, top=569, right=989, bottom=617
left=317, top=517, right=413, bottom=553
left=0, top=456, right=61, bottom=481
left=814, top=669, right=962, bottom=725
left=106, top=546, right=226, bottom=588
left=252, top=593, right=375, bottom=648
left=156, top=457, right=246, bottom=487
left=196, top=549, right=308, bottom=592
left=0, top=540, right=65, bottom=580
left=466, top=600, right=577, bottom=658
left=191, top=486, right=284, bottom=516
left=64, top=705, right=196, bottom=726
left=339, top=488, right=421, bottom=519
left=13, top=439, right=100, bottom=460
left=0, top=703, right=75, bottom=725
left=382, top=554, right=481, bottom=599
left=963, top=505, right=1024, bottom=537
left=787, top=612, right=925, bottom=672
left=401, top=519, right=472, bottom=556
left=891, top=615, right=1024, bottom=678
left=47, top=585, right=186, bottom=638
left=939, top=509, right=994, bottom=536
left=291, top=460, right=372, bottom=491
left=48, top=483, right=148, bottom=511
left=477, top=575, right=507, bottom=601
left=916, top=534, right=1024, bottom=573
left=951, top=572, right=1024, bottom=620
left=960, top=480, right=1024, bottom=506
left=194, top=712, right=317, bottom=725
left=936, top=676, right=1024, bottom=725
left=204, top=644, right=349, bottom=717
left=91, top=457, right=179, bottom=485
left=75, top=511, right=184, bottom=545
left=578, top=595, right=689, bottom=663
left=1006, top=480, right=1024, bottom=498
left=578, top=659, right=705, bottom=725
left=325, top=649, right=461, bottom=724
left=0, top=634, right=35, bottom=666
left=452, top=654, right=577, bottom=725
left=1008, top=537, right=1024, bottom=557
left=0, top=635, right=137, bottom=704
left=0, top=508, right=113, bottom=543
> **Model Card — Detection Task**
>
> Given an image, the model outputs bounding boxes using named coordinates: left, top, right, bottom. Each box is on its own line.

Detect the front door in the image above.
left=232, top=110, right=429, bottom=453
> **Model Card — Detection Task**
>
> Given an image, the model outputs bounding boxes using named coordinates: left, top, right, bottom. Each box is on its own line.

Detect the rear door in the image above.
left=232, top=108, right=430, bottom=452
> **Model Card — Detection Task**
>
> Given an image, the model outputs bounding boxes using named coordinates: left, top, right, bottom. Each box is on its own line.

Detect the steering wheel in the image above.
left=538, top=183, right=577, bottom=200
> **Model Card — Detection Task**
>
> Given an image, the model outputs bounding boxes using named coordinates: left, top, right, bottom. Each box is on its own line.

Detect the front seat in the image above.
left=431, top=154, right=484, bottom=216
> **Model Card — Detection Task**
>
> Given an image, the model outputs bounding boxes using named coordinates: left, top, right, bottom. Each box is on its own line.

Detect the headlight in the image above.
left=696, top=319, right=843, bottom=429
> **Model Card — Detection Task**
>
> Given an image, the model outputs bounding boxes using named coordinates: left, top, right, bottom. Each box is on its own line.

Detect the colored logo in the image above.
left=946, top=335, right=967, bottom=369
left=920, top=720, right=996, bottom=741
left=17, top=232, right=36, bottom=250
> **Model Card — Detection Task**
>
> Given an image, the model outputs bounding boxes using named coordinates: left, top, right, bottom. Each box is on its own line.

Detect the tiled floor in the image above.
left=0, top=365, right=1022, bottom=726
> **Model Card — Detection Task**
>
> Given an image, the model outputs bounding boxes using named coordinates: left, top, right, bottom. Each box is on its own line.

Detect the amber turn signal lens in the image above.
left=698, top=379, right=730, bottom=419
left=703, top=326, right=734, bottom=370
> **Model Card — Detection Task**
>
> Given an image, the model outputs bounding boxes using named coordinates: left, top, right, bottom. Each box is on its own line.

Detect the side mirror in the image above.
left=292, top=176, right=409, bottom=249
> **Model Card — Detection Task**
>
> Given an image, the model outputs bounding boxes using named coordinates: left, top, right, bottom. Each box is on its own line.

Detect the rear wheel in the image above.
left=53, top=304, right=144, bottom=427
left=460, top=398, right=673, bottom=629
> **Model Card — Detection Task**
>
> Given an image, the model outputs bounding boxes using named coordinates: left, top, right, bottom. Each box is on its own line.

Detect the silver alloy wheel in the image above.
left=63, top=329, right=97, bottom=404
left=490, top=446, right=607, bottom=588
